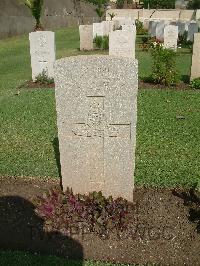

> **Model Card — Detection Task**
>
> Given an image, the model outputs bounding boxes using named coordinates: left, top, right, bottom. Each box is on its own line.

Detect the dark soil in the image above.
left=25, top=80, right=55, bottom=89
left=139, top=80, right=191, bottom=90
left=23, top=80, right=191, bottom=91
left=0, top=176, right=199, bottom=265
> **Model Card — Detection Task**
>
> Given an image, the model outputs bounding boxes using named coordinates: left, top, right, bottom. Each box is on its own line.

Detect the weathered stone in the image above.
left=122, top=25, right=136, bottom=38
left=93, top=22, right=104, bottom=38
left=187, top=21, right=198, bottom=42
left=54, top=55, right=138, bottom=201
left=164, top=25, right=178, bottom=51
left=191, top=33, right=200, bottom=80
left=29, top=31, right=55, bottom=81
left=109, top=30, right=135, bottom=58
left=79, top=25, right=93, bottom=51
left=156, top=21, right=170, bottom=41
left=149, top=21, right=159, bottom=37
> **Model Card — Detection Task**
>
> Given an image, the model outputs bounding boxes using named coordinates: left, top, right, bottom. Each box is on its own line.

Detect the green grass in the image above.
left=0, top=251, right=144, bottom=266
left=0, top=27, right=199, bottom=187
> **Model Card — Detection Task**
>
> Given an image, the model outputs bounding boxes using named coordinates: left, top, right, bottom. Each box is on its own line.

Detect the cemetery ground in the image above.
left=0, top=27, right=200, bottom=265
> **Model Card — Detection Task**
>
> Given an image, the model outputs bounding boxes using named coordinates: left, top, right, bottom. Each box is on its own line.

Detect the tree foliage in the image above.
left=84, top=0, right=108, bottom=20
left=187, top=0, right=200, bottom=9
left=142, top=0, right=175, bottom=9
left=23, top=0, right=44, bottom=30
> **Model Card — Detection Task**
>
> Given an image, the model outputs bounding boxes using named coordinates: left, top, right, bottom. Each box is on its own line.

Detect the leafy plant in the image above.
left=190, top=78, right=200, bottom=90
left=178, top=31, right=192, bottom=48
left=187, top=0, right=200, bottom=9
left=35, top=188, right=132, bottom=237
left=108, top=12, right=116, bottom=21
left=23, top=0, right=44, bottom=31
left=35, top=70, right=54, bottom=85
left=135, top=19, right=147, bottom=35
left=93, top=35, right=109, bottom=50
left=142, top=0, right=175, bottom=9
left=116, top=0, right=132, bottom=8
left=150, top=42, right=179, bottom=86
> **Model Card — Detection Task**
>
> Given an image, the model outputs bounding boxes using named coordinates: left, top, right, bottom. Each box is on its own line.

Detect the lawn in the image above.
left=0, top=27, right=199, bottom=188
left=0, top=250, right=142, bottom=266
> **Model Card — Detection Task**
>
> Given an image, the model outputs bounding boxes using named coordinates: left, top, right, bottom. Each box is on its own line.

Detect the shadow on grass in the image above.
left=0, top=196, right=83, bottom=264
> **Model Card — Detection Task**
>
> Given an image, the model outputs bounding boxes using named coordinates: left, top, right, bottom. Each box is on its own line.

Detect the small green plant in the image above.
left=190, top=78, right=200, bottom=90
left=178, top=31, right=192, bottom=48
left=35, top=70, right=54, bottom=85
left=150, top=42, right=179, bottom=86
left=22, top=0, right=44, bottom=31
left=93, top=35, right=109, bottom=50
left=135, top=19, right=147, bottom=35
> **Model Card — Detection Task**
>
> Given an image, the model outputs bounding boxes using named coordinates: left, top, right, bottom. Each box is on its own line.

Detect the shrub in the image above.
left=150, top=42, right=179, bottom=86
left=35, top=70, right=54, bottom=85
left=35, top=188, right=132, bottom=237
left=135, top=19, right=147, bottom=35
left=178, top=31, right=192, bottom=48
left=93, top=35, right=109, bottom=50
left=190, top=78, right=200, bottom=90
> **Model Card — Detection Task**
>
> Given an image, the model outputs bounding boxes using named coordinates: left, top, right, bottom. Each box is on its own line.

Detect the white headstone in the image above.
left=164, top=25, right=178, bottom=51
left=109, top=30, right=136, bottom=58
left=191, top=33, right=200, bottom=80
left=54, top=55, right=138, bottom=201
left=29, top=31, right=55, bottom=82
left=79, top=25, right=93, bottom=51
left=93, top=23, right=104, bottom=38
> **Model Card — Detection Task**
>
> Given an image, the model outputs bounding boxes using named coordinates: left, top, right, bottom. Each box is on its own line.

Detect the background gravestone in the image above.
left=156, top=21, right=170, bottom=41
left=187, top=22, right=198, bottom=42
left=54, top=55, right=138, bottom=201
left=29, top=31, right=55, bottom=81
left=109, top=30, right=136, bottom=58
left=93, top=23, right=104, bottom=38
left=79, top=25, right=93, bottom=51
left=164, top=25, right=178, bottom=51
left=191, top=33, right=200, bottom=80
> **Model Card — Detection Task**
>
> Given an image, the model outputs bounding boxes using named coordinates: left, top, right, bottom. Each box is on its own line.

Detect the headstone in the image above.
left=54, top=55, right=138, bottom=201
left=176, top=21, right=187, bottom=36
left=102, top=21, right=110, bottom=35
left=93, top=23, right=104, bottom=38
left=149, top=21, right=159, bottom=37
left=156, top=21, right=170, bottom=41
left=164, top=25, right=178, bottom=51
left=143, top=19, right=150, bottom=30
left=187, top=22, right=198, bottom=42
left=122, top=25, right=137, bottom=38
left=109, top=30, right=136, bottom=58
left=116, top=17, right=135, bottom=27
left=29, top=31, right=55, bottom=82
left=191, top=33, right=200, bottom=80
left=79, top=25, right=93, bottom=51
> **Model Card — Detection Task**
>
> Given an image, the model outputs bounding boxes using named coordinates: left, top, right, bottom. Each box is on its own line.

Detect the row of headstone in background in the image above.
left=191, top=33, right=200, bottom=80
left=79, top=20, right=136, bottom=59
left=148, top=20, right=199, bottom=42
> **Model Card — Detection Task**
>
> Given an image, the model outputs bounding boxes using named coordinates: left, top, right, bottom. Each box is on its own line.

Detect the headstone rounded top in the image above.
left=55, top=55, right=138, bottom=65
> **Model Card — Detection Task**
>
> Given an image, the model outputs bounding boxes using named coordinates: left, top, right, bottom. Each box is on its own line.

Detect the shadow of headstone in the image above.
left=0, top=196, right=83, bottom=263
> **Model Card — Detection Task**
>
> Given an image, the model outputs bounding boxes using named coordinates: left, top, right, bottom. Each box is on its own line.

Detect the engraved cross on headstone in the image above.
left=71, top=96, right=131, bottom=191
